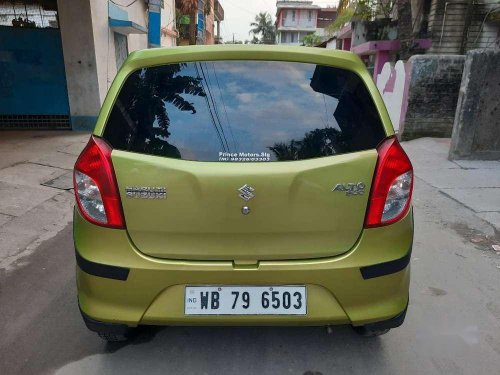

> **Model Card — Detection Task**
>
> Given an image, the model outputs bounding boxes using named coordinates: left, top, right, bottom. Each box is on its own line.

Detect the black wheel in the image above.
left=352, top=325, right=390, bottom=337
left=97, top=331, right=131, bottom=342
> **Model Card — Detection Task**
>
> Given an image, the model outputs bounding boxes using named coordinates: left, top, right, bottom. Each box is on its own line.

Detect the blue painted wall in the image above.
left=197, top=10, right=205, bottom=33
left=0, top=27, right=69, bottom=115
left=148, top=10, right=161, bottom=47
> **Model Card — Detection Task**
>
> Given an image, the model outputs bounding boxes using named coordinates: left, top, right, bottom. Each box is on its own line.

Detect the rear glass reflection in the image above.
left=104, top=61, right=385, bottom=161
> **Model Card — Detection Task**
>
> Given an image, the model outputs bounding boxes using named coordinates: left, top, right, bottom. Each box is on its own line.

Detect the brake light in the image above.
left=73, top=136, right=125, bottom=229
left=365, top=137, right=413, bottom=228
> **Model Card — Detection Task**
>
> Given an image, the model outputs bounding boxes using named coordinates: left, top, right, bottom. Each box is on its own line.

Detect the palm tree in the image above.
left=178, top=0, right=198, bottom=45
left=269, top=128, right=347, bottom=161
left=249, top=12, right=276, bottom=44
left=269, top=141, right=300, bottom=161
left=120, top=64, right=206, bottom=158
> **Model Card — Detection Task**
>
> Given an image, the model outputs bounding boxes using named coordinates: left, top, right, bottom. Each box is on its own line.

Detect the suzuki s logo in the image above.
left=238, top=184, right=255, bottom=201
left=332, top=182, right=366, bottom=196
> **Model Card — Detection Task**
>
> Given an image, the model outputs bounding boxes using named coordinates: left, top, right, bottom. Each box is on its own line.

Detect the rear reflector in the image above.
left=73, top=136, right=125, bottom=229
left=364, top=137, right=413, bottom=228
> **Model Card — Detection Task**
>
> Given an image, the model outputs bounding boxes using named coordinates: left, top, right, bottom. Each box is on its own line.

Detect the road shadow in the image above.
left=55, top=324, right=389, bottom=375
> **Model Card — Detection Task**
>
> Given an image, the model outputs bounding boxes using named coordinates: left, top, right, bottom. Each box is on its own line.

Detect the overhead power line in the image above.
left=109, top=0, right=140, bottom=8
left=194, top=63, right=228, bottom=152
left=199, top=63, right=230, bottom=152
left=210, top=62, right=238, bottom=150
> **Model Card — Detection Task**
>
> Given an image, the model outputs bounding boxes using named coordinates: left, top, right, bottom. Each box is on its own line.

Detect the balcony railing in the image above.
left=214, top=0, right=224, bottom=21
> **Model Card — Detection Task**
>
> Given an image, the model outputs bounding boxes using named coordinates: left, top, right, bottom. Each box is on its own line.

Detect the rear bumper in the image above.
left=74, top=208, right=413, bottom=327
left=80, top=299, right=409, bottom=334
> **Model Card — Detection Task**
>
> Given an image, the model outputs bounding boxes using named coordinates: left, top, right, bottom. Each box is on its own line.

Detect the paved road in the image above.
left=1, top=177, right=500, bottom=375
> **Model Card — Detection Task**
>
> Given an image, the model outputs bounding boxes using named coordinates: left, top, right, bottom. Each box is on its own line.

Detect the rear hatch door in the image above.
left=112, top=150, right=377, bottom=260
left=102, top=58, right=386, bottom=261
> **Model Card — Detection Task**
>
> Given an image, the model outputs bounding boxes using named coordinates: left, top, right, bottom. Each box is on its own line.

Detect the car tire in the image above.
left=351, top=326, right=390, bottom=337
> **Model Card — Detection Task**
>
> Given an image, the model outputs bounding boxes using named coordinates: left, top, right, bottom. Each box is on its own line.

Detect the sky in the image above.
left=158, top=60, right=342, bottom=161
left=218, top=0, right=339, bottom=43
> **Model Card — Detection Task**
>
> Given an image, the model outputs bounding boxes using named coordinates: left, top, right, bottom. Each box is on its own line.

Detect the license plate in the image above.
left=185, top=285, right=307, bottom=315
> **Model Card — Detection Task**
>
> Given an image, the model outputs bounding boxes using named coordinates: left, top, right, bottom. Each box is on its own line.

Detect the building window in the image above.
left=282, top=10, right=286, bottom=25
left=0, top=0, right=59, bottom=28
left=308, top=10, right=313, bottom=22
left=291, top=32, right=296, bottom=43
left=292, top=10, right=296, bottom=21
left=114, top=33, right=128, bottom=70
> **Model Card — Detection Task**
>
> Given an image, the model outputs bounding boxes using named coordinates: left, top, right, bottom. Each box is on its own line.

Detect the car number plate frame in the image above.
left=184, top=285, right=307, bottom=316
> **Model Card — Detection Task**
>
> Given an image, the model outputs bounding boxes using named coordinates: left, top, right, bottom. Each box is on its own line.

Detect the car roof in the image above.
left=124, top=44, right=366, bottom=72
left=93, top=45, right=394, bottom=137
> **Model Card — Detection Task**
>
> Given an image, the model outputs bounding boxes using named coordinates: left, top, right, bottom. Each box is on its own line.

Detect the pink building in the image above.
left=275, top=1, right=324, bottom=45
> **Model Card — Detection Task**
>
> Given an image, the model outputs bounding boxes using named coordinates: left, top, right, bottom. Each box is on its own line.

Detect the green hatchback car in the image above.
left=73, top=45, right=413, bottom=342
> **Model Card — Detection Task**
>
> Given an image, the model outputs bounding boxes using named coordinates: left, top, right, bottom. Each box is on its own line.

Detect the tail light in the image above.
left=73, top=136, right=125, bottom=229
left=365, top=136, right=413, bottom=228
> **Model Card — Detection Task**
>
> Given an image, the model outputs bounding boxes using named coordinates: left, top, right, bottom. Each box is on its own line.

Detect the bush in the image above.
left=302, top=34, right=323, bottom=47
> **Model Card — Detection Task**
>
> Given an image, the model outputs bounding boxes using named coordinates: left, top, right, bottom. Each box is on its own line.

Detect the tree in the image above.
left=249, top=12, right=276, bottom=44
left=121, top=64, right=206, bottom=158
left=302, top=33, right=323, bottom=47
left=250, top=35, right=260, bottom=44
left=177, top=0, right=198, bottom=45
left=325, top=7, right=355, bottom=35
left=269, top=128, right=347, bottom=161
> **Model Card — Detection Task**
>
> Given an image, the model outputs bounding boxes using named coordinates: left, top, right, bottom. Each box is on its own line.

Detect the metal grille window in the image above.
left=114, top=33, right=128, bottom=70
left=0, top=0, right=58, bottom=28
left=0, top=115, right=70, bottom=129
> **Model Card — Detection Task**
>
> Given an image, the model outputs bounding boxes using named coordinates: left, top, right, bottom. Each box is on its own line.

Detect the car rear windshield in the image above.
left=103, top=60, right=386, bottom=162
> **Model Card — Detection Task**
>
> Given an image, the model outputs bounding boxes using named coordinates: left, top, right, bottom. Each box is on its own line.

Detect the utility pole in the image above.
left=397, top=0, right=413, bottom=60
left=233, top=33, right=235, bottom=44
left=460, top=0, right=475, bottom=54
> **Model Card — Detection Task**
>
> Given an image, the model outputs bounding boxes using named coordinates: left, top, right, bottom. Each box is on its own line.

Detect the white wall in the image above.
left=89, top=0, right=148, bottom=103
left=326, top=39, right=337, bottom=49
left=279, top=31, right=303, bottom=44
left=57, top=0, right=101, bottom=129
left=281, top=9, right=317, bottom=28
left=297, top=9, right=316, bottom=28
left=376, top=61, right=407, bottom=132
left=161, top=0, right=177, bottom=47
left=57, top=0, right=150, bottom=130
left=125, top=2, right=148, bottom=52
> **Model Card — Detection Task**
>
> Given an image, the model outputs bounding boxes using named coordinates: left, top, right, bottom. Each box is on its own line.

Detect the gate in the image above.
left=0, top=1, right=70, bottom=129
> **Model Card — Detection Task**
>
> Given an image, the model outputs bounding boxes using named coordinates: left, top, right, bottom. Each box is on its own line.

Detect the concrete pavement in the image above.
left=0, top=134, right=499, bottom=374
left=403, top=137, right=500, bottom=232
left=0, top=131, right=89, bottom=271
